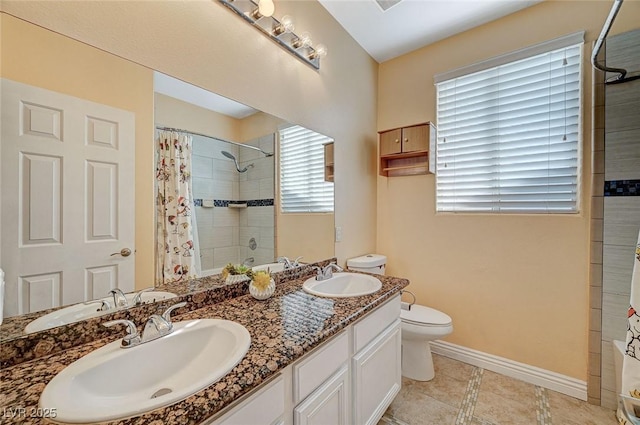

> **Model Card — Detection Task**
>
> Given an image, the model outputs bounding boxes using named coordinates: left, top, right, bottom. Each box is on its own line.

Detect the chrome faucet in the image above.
left=277, top=256, right=304, bottom=269
left=103, top=319, right=141, bottom=348
left=141, top=302, right=186, bottom=343
left=242, top=257, right=255, bottom=267
left=83, top=299, right=111, bottom=312
left=103, top=302, right=187, bottom=348
left=313, top=262, right=343, bottom=281
left=109, top=288, right=128, bottom=308
left=131, top=287, right=154, bottom=306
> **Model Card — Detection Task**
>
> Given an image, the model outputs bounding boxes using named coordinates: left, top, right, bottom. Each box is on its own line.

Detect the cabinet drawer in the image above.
left=353, top=295, right=400, bottom=353
left=210, top=375, right=284, bottom=425
left=293, top=331, right=349, bottom=403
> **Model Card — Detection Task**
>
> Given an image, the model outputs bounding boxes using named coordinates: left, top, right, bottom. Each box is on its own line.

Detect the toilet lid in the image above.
left=401, top=305, right=452, bottom=326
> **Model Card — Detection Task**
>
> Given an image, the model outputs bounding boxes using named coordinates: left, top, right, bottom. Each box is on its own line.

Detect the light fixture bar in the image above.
left=219, top=0, right=324, bottom=70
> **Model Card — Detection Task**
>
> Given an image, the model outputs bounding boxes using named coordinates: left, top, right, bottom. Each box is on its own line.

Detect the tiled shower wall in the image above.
left=191, top=134, right=275, bottom=272
left=598, top=29, right=640, bottom=409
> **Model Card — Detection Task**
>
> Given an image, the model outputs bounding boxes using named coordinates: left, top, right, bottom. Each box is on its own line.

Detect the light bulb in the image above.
left=292, top=32, right=312, bottom=49
left=273, top=15, right=294, bottom=36
left=258, top=0, right=275, bottom=17
left=309, top=43, right=327, bottom=60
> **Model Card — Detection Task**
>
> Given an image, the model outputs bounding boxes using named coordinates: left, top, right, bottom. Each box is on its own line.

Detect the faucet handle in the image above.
left=161, top=302, right=187, bottom=322
left=131, top=287, right=154, bottom=306
left=292, top=256, right=303, bottom=267
left=103, top=319, right=141, bottom=348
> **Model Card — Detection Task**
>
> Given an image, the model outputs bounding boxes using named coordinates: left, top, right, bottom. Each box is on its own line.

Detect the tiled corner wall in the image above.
left=598, top=29, right=640, bottom=409
left=238, top=134, right=276, bottom=266
left=191, top=134, right=276, bottom=271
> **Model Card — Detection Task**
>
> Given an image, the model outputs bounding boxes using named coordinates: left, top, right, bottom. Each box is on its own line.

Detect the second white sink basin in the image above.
left=24, top=291, right=177, bottom=334
left=302, top=272, right=382, bottom=298
left=39, top=318, right=251, bottom=423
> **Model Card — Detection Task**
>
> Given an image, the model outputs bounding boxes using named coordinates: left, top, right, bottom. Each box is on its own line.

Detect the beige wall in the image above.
left=0, top=0, right=379, bottom=268
left=1, top=13, right=155, bottom=290
left=154, top=94, right=241, bottom=141
left=276, top=214, right=334, bottom=263
left=377, top=0, right=640, bottom=380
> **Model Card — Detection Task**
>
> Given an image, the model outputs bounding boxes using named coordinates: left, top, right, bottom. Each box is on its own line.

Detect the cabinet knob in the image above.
left=404, top=138, right=409, bottom=142
left=395, top=139, right=399, bottom=143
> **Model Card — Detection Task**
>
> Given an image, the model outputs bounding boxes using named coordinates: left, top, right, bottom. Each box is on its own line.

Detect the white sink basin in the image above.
left=252, top=262, right=286, bottom=273
left=24, top=291, right=176, bottom=334
left=39, top=318, right=251, bottom=423
left=302, top=273, right=382, bottom=298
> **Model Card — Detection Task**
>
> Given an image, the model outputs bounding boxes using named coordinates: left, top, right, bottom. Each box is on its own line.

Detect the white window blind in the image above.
left=279, top=125, right=334, bottom=213
left=436, top=41, right=582, bottom=213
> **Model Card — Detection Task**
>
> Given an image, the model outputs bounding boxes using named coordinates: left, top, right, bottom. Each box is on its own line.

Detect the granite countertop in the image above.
left=0, top=272, right=408, bottom=425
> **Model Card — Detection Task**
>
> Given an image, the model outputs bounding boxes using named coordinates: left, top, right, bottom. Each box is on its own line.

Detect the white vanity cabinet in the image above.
left=208, top=295, right=401, bottom=425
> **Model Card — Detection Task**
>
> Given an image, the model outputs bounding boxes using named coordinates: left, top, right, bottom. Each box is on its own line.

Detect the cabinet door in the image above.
left=352, top=321, right=402, bottom=425
left=401, top=124, right=430, bottom=153
left=294, top=365, right=349, bottom=425
left=379, top=129, right=402, bottom=156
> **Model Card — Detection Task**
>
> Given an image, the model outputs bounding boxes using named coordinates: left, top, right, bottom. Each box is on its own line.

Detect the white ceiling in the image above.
left=317, top=0, right=543, bottom=63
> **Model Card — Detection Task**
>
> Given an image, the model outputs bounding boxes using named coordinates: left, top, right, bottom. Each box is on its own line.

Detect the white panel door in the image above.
left=1, top=79, right=135, bottom=317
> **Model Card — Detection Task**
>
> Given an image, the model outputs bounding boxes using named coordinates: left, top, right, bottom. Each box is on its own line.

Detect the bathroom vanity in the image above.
left=0, top=265, right=408, bottom=425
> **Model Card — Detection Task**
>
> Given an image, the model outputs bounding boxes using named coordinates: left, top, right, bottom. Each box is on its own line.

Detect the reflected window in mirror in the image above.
left=279, top=125, right=334, bottom=213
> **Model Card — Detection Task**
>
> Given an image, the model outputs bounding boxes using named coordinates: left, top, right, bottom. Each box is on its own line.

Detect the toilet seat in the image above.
left=401, top=305, right=452, bottom=327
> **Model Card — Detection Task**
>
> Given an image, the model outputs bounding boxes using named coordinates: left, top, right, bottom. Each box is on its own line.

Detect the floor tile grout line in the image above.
left=454, top=367, right=484, bottom=425
left=535, top=385, right=553, bottom=425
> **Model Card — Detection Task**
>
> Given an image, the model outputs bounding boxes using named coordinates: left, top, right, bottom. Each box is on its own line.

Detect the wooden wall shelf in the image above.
left=378, top=122, right=436, bottom=177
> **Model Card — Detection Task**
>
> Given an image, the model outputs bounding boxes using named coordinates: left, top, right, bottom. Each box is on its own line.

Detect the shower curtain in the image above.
left=619, top=230, right=640, bottom=424
left=155, top=131, right=199, bottom=284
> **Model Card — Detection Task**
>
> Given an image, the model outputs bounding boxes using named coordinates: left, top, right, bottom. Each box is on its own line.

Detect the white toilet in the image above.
left=347, top=254, right=453, bottom=382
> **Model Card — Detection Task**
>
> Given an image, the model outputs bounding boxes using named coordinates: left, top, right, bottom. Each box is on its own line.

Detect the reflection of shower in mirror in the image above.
left=222, top=150, right=254, bottom=173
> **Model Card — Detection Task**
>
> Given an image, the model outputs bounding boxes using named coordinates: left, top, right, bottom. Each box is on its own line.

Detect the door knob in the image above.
left=111, top=248, right=132, bottom=257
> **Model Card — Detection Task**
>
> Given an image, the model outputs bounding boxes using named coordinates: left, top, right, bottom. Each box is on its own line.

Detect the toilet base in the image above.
left=401, top=339, right=435, bottom=381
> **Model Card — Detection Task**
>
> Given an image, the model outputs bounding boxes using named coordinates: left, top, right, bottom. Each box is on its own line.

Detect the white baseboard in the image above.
left=430, top=340, right=587, bottom=401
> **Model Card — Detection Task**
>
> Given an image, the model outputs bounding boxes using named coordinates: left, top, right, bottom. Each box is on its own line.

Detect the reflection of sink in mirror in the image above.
left=39, top=318, right=251, bottom=423
left=252, top=262, right=286, bottom=273
left=302, top=273, right=382, bottom=298
left=24, top=291, right=177, bottom=334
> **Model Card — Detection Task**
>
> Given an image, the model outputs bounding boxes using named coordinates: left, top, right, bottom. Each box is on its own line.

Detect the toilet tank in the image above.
left=347, top=254, right=386, bottom=275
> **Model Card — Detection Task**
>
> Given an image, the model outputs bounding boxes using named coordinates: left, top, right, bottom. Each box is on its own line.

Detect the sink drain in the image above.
left=151, top=388, right=172, bottom=399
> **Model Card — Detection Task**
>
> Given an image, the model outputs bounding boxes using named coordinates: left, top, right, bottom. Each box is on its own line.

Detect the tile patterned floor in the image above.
left=379, top=354, right=619, bottom=425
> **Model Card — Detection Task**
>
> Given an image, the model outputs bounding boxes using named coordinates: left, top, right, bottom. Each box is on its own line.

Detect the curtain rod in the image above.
left=156, top=126, right=274, bottom=157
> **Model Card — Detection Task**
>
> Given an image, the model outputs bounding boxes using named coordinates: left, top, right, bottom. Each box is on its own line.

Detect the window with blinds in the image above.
left=435, top=37, right=583, bottom=213
left=279, top=125, right=334, bottom=213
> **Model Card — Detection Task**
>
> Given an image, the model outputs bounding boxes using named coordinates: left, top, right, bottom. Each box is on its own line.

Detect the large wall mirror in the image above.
left=0, top=13, right=335, bottom=340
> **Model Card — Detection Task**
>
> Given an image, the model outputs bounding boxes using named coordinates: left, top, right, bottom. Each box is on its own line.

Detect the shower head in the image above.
left=221, top=151, right=236, bottom=161
left=221, top=150, right=254, bottom=173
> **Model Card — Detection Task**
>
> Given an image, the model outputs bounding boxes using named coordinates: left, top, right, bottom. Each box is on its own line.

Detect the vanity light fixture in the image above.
left=219, top=0, right=327, bottom=70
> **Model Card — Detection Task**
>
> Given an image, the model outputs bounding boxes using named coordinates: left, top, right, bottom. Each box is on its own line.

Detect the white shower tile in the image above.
left=239, top=209, right=248, bottom=227
left=192, top=177, right=215, bottom=198
left=603, top=245, right=635, bottom=295
left=605, top=129, right=640, bottom=180
left=605, top=100, right=640, bottom=133
left=194, top=207, right=214, bottom=227
left=602, top=293, right=629, bottom=342
left=260, top=178, right=274, bottom=199
left=213, top=246, right=240, bottom=268
left=232, top=226, right=239, bottom=246
left=260, top=134, right=275, bottom=153
left=192, top=155, right=213, bottom=178
left=240, top=180, right=260, bottom=200
left=198, top=225, right=216, bottom=250
left=200, top=248, right=214, bottom=271
left=604, top=198, right=640, bottom=246
left=239, top=226, right=258, bottom=248
left=601, top=340, right=616, bottom=392
left=212, top=180, right=235, bottom=200
left=213, top=207, right=239, bottom=227
left=210, top=226, right=234, bottom=249
left=248, top=206, right=274, bottom=227
left=192, top=137, right=216, bottom=157
left=600, top=389, right=618, bottom=410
